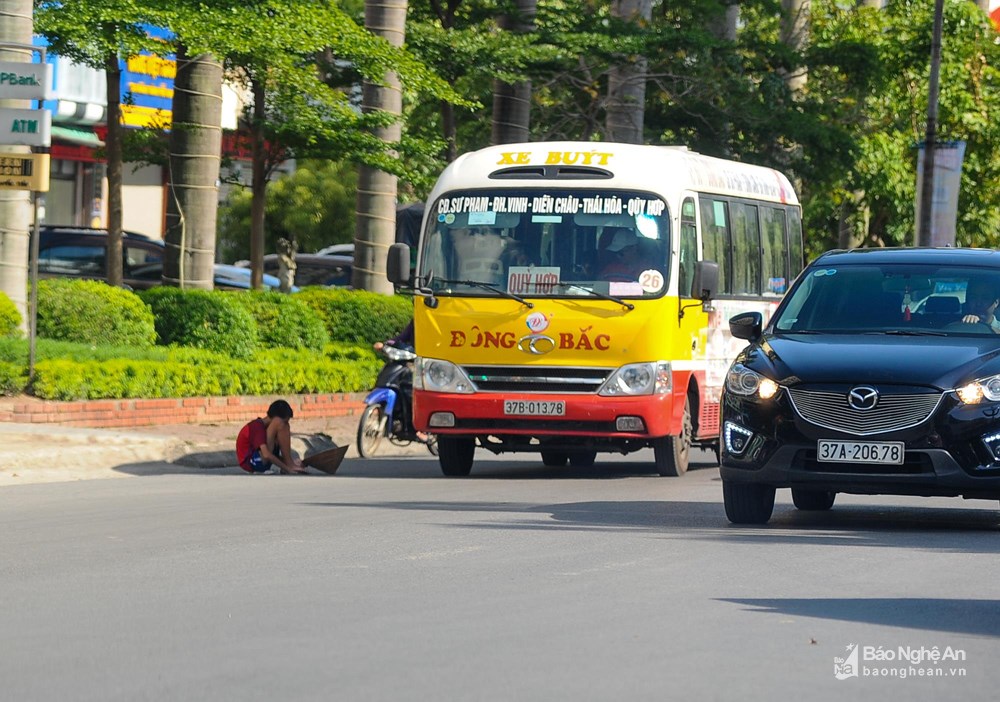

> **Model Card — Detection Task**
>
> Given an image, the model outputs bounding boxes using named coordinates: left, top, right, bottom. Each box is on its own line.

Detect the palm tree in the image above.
left=605, top=0, right=652, bottom=144
left=163, top=45, right=223, bottom=289
left=353, top=0, right=408, bottom=294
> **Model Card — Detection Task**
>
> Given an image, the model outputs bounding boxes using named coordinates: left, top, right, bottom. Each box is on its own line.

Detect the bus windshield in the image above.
left=418, top=188, right=671, bottom=299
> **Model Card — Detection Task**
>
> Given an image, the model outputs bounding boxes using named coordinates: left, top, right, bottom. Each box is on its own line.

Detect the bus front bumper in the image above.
left=413, top=390, right=678, bottom=439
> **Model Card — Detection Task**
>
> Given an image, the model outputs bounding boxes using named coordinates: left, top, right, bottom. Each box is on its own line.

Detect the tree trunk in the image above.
left=250, top=76, right=267, bottom=290
left=353, top=0, right=408, bottom=295
left=491, top=0, right=536, bottom=145
left=605, top=0, right=651, bottom=144
left=780, top=0, right=810, bottom=97
left=104, top=49, right=124, bottom=287
left=164, top=46, right=223, bottom=289
left=0, top=0, right=32, bottom=332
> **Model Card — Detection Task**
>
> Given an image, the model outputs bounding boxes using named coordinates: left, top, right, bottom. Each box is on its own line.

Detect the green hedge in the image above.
left=296, top=287, right=413, bottom=344
left=226, top=290, right=329, bottom=351
left=37, top=279, right=156, bottom=347
left=28, top=350, right=380, bottom=400
left=0, top=291, right=20, bottom=338
left=0, top=360, right=27, bottom=395
left=0, top=336, right=379, bottom=400
left=139, top=287, right=259, bottom=359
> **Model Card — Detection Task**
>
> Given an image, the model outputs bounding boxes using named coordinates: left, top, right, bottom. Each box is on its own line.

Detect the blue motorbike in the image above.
left=357, top=344, right=438, bottom=458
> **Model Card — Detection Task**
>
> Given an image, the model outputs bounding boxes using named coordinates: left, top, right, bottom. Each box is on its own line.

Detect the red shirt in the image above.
left=236, top=418, right=267, bottom=472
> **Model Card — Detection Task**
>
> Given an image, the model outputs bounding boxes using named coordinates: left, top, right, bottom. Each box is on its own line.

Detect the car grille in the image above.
left=462, top=365, right=612, bottom=393
left=787, top=388, right=943, bottom=436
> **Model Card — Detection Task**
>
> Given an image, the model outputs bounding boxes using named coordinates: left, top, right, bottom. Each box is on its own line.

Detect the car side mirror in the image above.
left=730, top=311, right=763, bottom=342
left=387, top=243, right=411, bottom=286
left=692, top=260, right=719, bottom=301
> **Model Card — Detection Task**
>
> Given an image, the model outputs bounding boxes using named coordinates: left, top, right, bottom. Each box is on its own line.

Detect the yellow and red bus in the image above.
left=387, top=142, right=803, bottom=476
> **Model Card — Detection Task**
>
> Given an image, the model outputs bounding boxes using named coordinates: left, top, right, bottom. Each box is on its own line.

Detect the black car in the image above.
left=720, top=247, right=1000, bottom=524
left=38, top=225, right=165, bottom=290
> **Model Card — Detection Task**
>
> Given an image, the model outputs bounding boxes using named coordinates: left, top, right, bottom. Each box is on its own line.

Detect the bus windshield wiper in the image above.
left=436, top=278, right=534, bottom=308
left=552, top=282, right=635, bottom=311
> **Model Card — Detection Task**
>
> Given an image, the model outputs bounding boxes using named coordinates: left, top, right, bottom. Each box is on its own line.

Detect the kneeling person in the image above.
left=236, top=400, right=306, bottom=474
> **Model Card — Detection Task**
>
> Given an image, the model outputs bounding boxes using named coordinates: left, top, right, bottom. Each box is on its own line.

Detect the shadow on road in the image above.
left=719, top=597, right=1000, bottom=638
left=302, top=497, right=1000, bottom=548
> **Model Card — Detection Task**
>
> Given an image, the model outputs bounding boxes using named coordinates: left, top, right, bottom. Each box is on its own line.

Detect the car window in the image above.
left=38, top=244, right=105, bottom=276
left=773, top=263, right=1000, bottom=335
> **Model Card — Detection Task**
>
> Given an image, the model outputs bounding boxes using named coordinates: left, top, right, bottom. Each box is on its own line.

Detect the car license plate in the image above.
left=817, top=440, right=905, bottom=465
left=503, top=400, right=566, bottom=416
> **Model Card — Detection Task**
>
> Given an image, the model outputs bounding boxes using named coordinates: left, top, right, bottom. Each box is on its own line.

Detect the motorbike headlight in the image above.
left=599, top=362, right=671, bottom=396
left=725, top=364, right=779, bottom=400
left=415, top=358, right=475, bottom=394
left=956, top=374, right=1000, bottom=404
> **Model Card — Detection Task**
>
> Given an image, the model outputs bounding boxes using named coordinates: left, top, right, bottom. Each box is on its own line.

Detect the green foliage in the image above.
left=25, top=345, right=381, bottom=401
left=0, top=361, right=27, bottom=396
left=37, top=279, right=157, bottom=348
left=225, top=290, right=329, bottom=351
left=217, top=159, right=357, bottom=262
left=0, top=291, right=21, bottom=338
left=138, top=287, right=259, bottom=359
left=295, top=288, right=413, bottom=344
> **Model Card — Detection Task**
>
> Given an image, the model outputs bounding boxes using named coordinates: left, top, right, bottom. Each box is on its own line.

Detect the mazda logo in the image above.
left=517, top=334, right=555, bottom=355
left=848, top=386, right=879, bottom=411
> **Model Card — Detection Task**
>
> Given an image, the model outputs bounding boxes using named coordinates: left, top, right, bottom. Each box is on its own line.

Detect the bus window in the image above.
left=731, top=202, right=760, bottom=295
left=787, top=208, right=804, bottom=279
left=760, top=206, right=788, bottom=296
left=679, top=198, right=698, bottom=298
left=700, top=197, right=730, bottom=294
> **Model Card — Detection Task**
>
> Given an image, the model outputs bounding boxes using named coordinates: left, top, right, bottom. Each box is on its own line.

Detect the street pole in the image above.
left=916, top=0, right=945, bottom=247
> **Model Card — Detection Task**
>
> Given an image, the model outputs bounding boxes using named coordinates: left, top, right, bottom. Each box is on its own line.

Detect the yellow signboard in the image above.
left=0, top=152, right=50, bottom=192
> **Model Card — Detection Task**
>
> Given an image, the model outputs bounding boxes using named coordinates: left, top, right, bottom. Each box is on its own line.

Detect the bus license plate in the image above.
left=817, top=440, right=905, bottom=465
left=503, top=400, right=566, bottom=417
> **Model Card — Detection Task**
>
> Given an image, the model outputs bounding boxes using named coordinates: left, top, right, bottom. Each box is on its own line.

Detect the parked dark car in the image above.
left=38, top=226, right=288, bottom=291
left=130, top=262, right=290, bottom=291
left=38, top=225, right=165, bottom=290
left=237, top=253, right=352, bottom=288
left=720, top=247, right=1000, bottom=524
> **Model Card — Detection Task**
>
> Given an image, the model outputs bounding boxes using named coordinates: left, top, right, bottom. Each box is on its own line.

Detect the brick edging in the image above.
left=0, top=393, right=367, bottom=428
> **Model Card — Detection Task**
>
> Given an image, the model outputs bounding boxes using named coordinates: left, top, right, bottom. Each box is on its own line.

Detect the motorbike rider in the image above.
left=372, top=320, right=427, bottom=441
left=373, top=320, right=414, bottom=353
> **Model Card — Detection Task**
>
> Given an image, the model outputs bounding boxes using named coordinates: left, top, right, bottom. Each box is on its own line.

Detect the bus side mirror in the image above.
left=692, top=260, right=719, bottom=301
left=387, top=243, right=411, bottom=286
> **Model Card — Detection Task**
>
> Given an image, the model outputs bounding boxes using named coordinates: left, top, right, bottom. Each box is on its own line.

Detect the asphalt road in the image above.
left=2, top=447, right=998, bottom=701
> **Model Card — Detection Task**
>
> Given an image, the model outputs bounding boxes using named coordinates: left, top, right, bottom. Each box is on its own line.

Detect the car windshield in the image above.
left=773, top=263, right=1000, bottom=336
left=418, top=188, right=670, bottom=299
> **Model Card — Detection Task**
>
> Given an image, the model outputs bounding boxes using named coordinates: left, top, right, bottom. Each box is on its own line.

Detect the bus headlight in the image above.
left=599, top=362, right=671, bottom=396
left=416, top=358, right=475, bottom=394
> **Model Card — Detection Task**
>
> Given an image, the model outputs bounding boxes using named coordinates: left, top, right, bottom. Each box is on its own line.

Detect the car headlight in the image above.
left=415, top=357, right=475, bottom=394
left=725, top=364, right=779, bottom=399
left=956, top=374, right=1000, bottom=404
left=599, top=362, right=672, bottom=396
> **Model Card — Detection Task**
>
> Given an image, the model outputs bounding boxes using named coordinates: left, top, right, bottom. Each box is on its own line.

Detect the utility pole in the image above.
left=0, top=0, right=33, bottom=331
left=916, top=0, right=945, bottom=246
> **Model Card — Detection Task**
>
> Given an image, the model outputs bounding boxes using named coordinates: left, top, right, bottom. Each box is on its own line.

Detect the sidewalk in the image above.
left=0, top=412, right=428, bottom=487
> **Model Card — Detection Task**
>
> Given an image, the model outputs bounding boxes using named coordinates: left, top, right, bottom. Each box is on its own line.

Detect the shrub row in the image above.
left=30, top=280, right=411, bottom=360
left=0, top=291, right=20, bottom=338
left=2, top=340, right=382, bottom=401
left=0, top=278, right=411, bottom=400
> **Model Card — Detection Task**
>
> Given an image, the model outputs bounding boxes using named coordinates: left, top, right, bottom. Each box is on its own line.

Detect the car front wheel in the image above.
left=723, top=481, right=776, bottom=524
left=791, top=489, right=836, bottom=511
